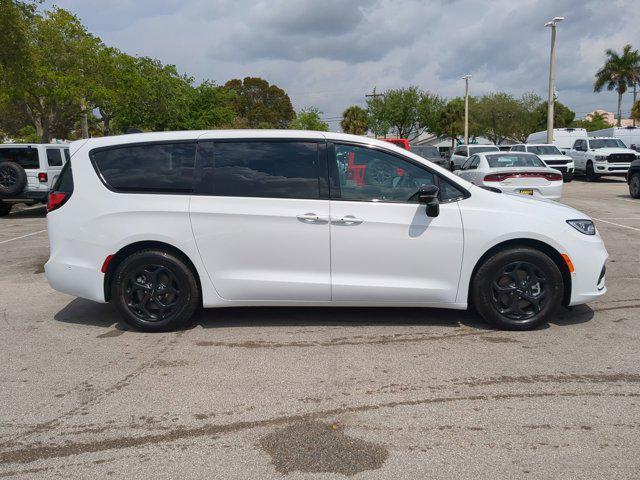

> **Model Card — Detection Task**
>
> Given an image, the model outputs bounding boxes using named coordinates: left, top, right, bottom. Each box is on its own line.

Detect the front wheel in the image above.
left=629, top=172, right=640, bottom=199
left=585, top=162, right=599, bottom=182
left=111, top=250, right=200, bottom=332
left=471, top=247, right=564, bottom=330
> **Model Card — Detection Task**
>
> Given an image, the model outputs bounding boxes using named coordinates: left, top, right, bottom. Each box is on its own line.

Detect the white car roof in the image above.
left=0, top=143, right=68, bottom=147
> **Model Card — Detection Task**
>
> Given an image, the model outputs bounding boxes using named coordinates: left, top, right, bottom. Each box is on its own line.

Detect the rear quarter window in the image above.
left=0, top=147, right=39, bottom=169
left=46, top=148, right=63, bottom=167
left=91, top=142, right=196, bottom=193
left=195, top=141, right=320, bottom=199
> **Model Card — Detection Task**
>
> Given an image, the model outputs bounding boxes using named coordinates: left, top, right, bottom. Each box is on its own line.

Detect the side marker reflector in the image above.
left=561, top=254, right=575, bottom=273
left=101, top=254, right=114, bottom=273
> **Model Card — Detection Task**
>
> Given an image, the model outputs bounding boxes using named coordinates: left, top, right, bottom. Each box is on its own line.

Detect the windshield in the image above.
left=469, top=145, right=499, bottom=154
left=412, top=146, right=440, bottom=158
left=589, top=138, right=626, bottom=149
left=527, top=145, right=562, bottom=155
left=486, top=153, right=546, bottom=168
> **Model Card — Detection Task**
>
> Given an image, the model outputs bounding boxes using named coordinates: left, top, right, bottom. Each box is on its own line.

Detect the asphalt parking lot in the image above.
left=1, top=179, right=639, bottom=479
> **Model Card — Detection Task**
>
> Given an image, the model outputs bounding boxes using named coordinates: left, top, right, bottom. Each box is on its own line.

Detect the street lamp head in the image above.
left=545, top=16, right=565, bottom=26
left=461, top=74, right=472, bottom=80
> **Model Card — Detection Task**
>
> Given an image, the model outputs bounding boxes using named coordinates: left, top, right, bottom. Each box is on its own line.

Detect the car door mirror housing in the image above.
left=417, top=184, right=440, bottom=217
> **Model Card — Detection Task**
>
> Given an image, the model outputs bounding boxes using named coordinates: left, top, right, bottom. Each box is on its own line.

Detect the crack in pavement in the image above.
left=2, top=389, right=639, bottom=465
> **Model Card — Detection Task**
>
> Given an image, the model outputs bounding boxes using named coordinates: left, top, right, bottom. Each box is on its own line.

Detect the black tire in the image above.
left=111, top=250, right=200, bottom=332
left=471, top=247, right=564, bottom=331
left=585, top=162, right=599, bottom=182
left=0, top=162, right=27, bottom=197
left=0, top=201, right=11, bottom=217
left=564, top=172, right=573, bottom=183
left=629, top=172, right=640, bottom=199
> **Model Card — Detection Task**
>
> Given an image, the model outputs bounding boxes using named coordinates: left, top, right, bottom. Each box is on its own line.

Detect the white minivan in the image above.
left=46, top=131, right=607, bottom=332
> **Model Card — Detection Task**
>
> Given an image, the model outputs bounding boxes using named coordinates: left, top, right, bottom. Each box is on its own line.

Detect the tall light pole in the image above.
left=462, top=74, right=472, bottom=144
left=545, top=16, right=564, bottom=144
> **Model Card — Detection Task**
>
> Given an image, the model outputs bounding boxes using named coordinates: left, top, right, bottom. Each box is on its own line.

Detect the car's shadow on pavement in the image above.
left=53, top=298, right=595, bottom=333
left=573, top=177, right=626, bottom=184
left=6, top=205, right=47, bottom=218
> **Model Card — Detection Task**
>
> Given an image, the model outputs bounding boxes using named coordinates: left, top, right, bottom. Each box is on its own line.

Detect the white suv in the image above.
left=450, top=144, right=500, bottom=170
left=0, top=143, right=69, bottom=216
left=46, top=131, right=607, bottom=332
left=510, top=144, right=575, bottom=182
left=567, top=137, right=639, bottom=181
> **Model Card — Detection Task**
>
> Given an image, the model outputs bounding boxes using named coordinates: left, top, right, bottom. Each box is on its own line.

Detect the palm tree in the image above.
left=594, top=44, right=640, bottom=126
left=340, top=105, right=368, bottom=135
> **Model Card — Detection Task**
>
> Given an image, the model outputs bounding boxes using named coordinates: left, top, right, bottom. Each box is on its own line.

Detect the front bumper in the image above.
left=566, top=229, right=608, bottom=306
left=594, top=162, right=630, bottom=174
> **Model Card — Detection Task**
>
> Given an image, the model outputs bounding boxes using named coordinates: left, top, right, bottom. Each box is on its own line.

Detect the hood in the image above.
left=591, top=147, right=637, bottom=155
left=470, top=184, right=587, bottom=220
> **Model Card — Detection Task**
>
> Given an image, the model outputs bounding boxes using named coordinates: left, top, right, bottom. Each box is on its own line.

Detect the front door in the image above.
left=190, top=140, right=331, bottom=301
left=328, top=143, right=465, bottom=304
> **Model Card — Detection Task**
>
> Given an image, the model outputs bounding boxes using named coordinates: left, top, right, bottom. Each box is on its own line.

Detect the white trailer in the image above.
left=527, top=128, right=588, bottom=153
left=588, top=126, right=640, bottom=150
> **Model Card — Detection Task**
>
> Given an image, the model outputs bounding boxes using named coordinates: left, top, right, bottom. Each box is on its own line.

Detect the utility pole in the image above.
left=545, top=16, right=564, bottom=144
left=461, top=75, right=472, bottom=144
left=365, top=87, right=385, bottom=137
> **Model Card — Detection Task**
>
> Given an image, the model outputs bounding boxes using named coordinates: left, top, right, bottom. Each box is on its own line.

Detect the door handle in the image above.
left=331, top=215, right=363, bottom=226
left=297, top=213, right=328, bottom=223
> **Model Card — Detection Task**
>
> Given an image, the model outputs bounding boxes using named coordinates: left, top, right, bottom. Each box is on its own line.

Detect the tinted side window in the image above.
left=54, top=160, right=74, bottom=193
left=196, top=141, right=320, bottom=199
left=0, top=147, right=39, bottom=169
left=46, top=148, right=63, bottom=167
left=92, top=142, right=196, bottom=193
left=64, top=149, right=70, bottom=162
left=332, top=144, right=436, bottom=203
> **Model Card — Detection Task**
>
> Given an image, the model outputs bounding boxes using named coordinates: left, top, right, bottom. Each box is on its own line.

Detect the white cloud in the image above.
left=44, top=0, right=640, bottom=123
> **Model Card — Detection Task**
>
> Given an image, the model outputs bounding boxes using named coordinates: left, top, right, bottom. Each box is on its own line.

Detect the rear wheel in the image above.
left=111, top=250, right=200, bottom=332
left=0, top=201, right=11, bottom=217
left=629, top=172, right=640, bottom=199
left=585, top=162, right=599, bottom=182
left=472, top=247, right=564, bottom=330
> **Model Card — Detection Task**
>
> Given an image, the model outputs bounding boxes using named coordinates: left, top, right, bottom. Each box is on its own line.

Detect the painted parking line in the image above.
left=0, top=229, right=47, bottom=245
left=594, top=218, right=640, bottom=233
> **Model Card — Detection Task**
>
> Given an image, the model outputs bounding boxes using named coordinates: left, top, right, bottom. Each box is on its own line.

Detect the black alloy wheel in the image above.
left=490, top=262, right=546, bottom=322
left=111, top=250, right=200, bottom=332
left=123, top=264, right=182, bottom=322
left=0, top=165, right=17, bottom=188
left=471, top=247, right=564, bottom=330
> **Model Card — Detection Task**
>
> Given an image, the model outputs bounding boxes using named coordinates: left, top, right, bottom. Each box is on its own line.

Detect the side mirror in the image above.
left=417, top=184, right=440, bottom=217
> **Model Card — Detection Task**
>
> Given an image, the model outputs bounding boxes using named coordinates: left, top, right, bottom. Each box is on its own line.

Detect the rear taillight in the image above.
left=484, top=172, right=563, bottom=182
left=38, top=172, right=48, bottom=183
left=47, top=192, right=68, bottom=212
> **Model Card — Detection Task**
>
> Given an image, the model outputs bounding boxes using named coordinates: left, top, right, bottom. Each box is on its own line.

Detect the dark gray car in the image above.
left=410, top=145, right=451, bottom=170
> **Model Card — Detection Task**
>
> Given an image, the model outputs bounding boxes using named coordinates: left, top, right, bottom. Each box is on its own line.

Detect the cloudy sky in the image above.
left=43, top=0, right=640, bottom=129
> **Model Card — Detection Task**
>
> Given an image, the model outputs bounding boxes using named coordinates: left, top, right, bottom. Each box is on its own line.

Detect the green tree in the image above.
left=571, top=111, right=611, bottom=131
left=533, top=101, right=575, bottom=130
left=365, top=95, right=390, bottom=137
left=340, top=105, right=368, bottom=135
left=594, top=44, right=640, bottom=126
left=186, top=80, right=237, bottom=130
left=365, top=86, right=445, bottom=141
left=474, top=93, right=522, bottom=144
left=0, top=7, right=102, bottom=141
left=290, top=107, right=329, bottom=131
left=224, top=77, right=295, bottom=128
left=511, top=92, right=542, bottom=142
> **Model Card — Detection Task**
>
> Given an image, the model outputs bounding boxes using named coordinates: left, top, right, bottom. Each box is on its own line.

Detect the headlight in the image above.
left=567, top=219, right=596, bottom=235
left=595, top=155, right=608, bottom=161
